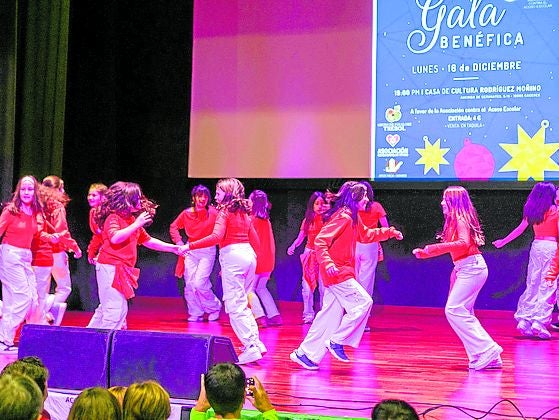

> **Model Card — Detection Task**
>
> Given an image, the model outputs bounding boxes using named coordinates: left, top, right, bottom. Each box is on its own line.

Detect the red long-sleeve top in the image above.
left=250, top=216, right=275, bottom=274
left=87, top=208, right=103, bottom=260
left=299, top=214, right=323, bottom=250
left=169, top=206, right=217, bottom=244
left=357, top=201, right=387, bottom=244
left=31, top=219, right=56, bottom=267
left=314, top=208, right=400, bottom=287
left=533, top=208, right=559, bottom=237
left=169, top=206, right=217, bottom=277
left=97, top=213, right=151, bottom=267
left=420, top=218, right=481, bottom=262
left=189, top=209, right=259, bottom=252
left=45, top=200, right=80, bottom=254
left=0, top=207, right=47, bottom=249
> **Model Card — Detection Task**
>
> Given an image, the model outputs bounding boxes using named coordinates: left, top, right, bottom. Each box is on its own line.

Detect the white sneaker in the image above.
left=187, top=315, right=204, bottom=322
left=257, top=341, right=267, bottom=354
left=516, top=319, right=532, bottom=336
left=50, top=303, right=67, bottom=326
left=207, top=311, right=220, bottom=322
left=0, top=341, right=18, bottom=354
left=471, top=345, right=503, bottom=371
left=532, top=323, right=552, bottom=340
left=237, top=345, right=262, bottom=365
left=240, top=341, right=267, bottom=355
left=469, top=355, right=502, bottom=370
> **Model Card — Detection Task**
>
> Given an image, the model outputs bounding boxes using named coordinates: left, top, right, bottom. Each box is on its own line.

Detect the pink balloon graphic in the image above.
left=454, top=138, right=495, bottom=181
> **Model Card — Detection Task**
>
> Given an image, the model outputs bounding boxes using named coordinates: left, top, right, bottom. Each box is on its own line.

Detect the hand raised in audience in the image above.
left=246, top=376, right=274, bottom=413
left=193, top=374, right=211, bottom=413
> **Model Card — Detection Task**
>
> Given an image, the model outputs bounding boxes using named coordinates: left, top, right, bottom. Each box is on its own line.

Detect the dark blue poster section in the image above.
left=373, top=0, right=559, bottom=182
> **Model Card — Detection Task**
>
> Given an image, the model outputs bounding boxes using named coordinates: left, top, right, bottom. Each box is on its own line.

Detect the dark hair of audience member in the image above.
left=123, top=380, right=171, bottom=420
left=1, top=356, right=49, bottom=398
left=204, top=363, right=246, bottom=416
left=68, top=387, right=122, bottom=420
left=372, top=399, right=419, bottom=420
left=0, top=373, right=43, bottom=420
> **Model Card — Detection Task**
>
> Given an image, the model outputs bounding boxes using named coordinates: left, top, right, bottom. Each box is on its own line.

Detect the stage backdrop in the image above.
left=53, top=1, right=547, bottom=313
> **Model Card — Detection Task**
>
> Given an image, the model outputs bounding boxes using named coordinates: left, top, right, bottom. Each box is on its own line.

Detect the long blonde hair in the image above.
left=439, top=186, right=485, bottom=246
left=215, top=178, right=251, bottom=213
left=123, top=380, right=170, bottom=420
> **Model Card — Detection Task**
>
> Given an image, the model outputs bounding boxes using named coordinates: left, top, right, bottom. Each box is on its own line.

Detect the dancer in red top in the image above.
left=413, top=186, right=502, bottom=370
left=0, top=176, right=58, bottom=352
left=86, top=183, right=108, bottom=264
left=30, top=181, right=82, bottom=326
left=40, top=176, right=82, bottom=325
left=247, top=190, right=282, bottom=327
left=287, top=192, right=327, bottom=323
left=290, top=181, right=402, bottom=370
left=87, top=181, right=187, bottom=330
left=169, top=185, right=222, bottom=322
left=184, top=178, right=265, bottom=364
left=493, top=182, right=558, bottom=339
left=355, top=181, right=388, bottom=331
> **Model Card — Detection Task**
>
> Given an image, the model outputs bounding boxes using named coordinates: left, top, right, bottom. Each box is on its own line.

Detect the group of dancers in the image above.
left=1, top=176, right=558, bottom=371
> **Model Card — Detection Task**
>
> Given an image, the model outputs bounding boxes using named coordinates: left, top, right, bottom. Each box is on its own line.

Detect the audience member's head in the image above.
left=372, top=399, right=419, bottom=420
left=0, top=373, right=43, bottom=420
left=2, top=356, right=49, bottom=400
left=68, top=387, right=122, bottom=420
left=204, top=363, right=247, bottom=417
left=123, top=380, right=170, bottom=420
left=108, top=385, right=128, bottom=407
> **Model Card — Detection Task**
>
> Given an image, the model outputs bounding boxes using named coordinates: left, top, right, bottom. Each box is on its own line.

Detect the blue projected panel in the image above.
left=373, top=0, right=559, bottom=181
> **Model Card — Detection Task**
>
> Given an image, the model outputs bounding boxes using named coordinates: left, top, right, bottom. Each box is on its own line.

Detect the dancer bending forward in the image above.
left=290, top=181, right=402, bottom=370
left=413, top=186, right=502, bottom=371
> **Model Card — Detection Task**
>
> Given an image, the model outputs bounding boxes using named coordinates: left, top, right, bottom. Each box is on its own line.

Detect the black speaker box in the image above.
left=18, top=325, right=112, bottom=389
left=109, top=330, right=238, bottom=399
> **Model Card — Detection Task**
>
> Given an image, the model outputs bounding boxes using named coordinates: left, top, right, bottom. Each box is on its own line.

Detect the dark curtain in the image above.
left=0, top=1, right=18, bottom=199
left=16, top=0, right=70, bottom=182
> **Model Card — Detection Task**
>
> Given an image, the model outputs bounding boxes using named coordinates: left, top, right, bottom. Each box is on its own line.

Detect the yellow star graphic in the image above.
left=415, top=137, right=450, bottom=175
left=499, top=122, right=559, bottom=181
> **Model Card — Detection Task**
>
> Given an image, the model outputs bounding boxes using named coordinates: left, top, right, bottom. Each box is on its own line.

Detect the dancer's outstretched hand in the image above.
left=492, top=239, right=506, bottom=248
left=177, top=244, right=190, bottom=256
left=412, top=248, right=428, bottom=259
left=392, top=229, right=403, bottom=240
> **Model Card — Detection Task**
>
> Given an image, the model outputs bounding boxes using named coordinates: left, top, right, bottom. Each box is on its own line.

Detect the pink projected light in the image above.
left=189, top=0, right=372, bottom=179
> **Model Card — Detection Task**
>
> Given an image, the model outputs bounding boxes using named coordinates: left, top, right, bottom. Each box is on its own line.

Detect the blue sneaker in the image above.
left=290, top=351, right=319, bottom=370
left=325, top=340, right=350, bottom=362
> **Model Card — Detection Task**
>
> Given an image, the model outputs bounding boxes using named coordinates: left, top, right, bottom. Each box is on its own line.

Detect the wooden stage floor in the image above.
left=2, top=297, right=559, bottom=419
